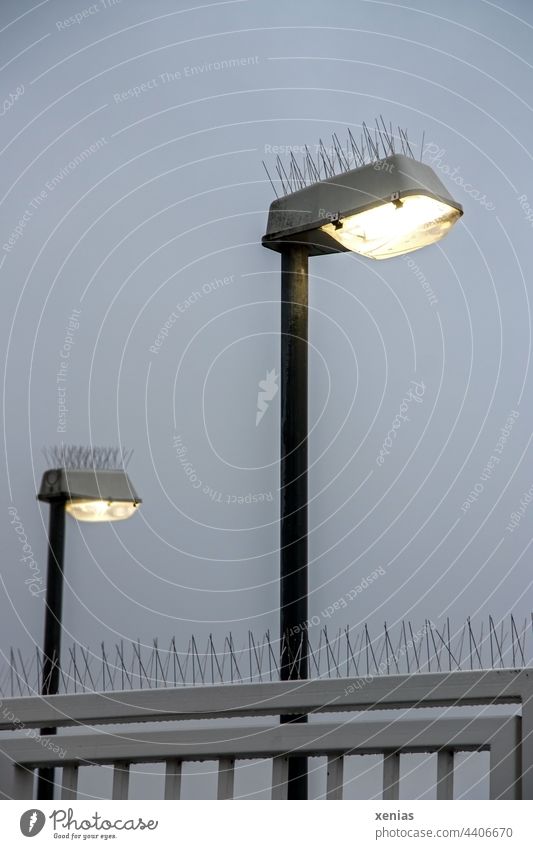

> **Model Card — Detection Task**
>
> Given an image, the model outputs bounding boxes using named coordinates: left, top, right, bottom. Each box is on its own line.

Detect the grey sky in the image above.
left=1, top=0, right=533, bottom=798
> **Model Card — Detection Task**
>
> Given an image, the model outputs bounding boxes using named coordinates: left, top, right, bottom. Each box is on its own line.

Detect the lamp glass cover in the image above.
left=321, top=194, right=461, bottom=259
left=65, top=499, right=138, bottom=522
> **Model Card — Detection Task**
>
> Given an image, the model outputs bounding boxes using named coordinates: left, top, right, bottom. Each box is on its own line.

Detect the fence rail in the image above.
left=1, top=669, right=531, bottom=800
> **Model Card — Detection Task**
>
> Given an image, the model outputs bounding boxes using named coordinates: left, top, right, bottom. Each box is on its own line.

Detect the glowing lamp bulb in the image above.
left=65, top=499, right=139, bottom=522
left=321, top=194, right=461, bottom=259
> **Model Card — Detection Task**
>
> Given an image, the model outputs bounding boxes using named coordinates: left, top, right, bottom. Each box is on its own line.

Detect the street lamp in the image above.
left=36, top=449, right=141, bottom=799
left=262, top=137, right=463, bottom=799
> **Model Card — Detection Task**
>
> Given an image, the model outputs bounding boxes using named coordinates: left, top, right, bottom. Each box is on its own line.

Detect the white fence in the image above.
left=1, top=669, right=531, bottom=800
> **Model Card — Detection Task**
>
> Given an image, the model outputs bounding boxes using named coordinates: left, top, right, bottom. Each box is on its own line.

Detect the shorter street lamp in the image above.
left=262, top=135, right=463, bottom=798
left=36, top=449, right=141, bottom=799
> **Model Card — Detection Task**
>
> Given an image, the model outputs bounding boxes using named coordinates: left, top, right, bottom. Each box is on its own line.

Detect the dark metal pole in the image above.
left=37, top=499, right=66, bottom=800
left=280, top=244, right=309, bottom=799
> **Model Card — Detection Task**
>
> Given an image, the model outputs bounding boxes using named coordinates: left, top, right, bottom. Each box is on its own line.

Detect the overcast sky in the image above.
left=1, top=0, right=533, bottom=798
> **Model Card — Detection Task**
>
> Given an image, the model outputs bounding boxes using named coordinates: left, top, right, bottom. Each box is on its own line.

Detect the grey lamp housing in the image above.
left=38, top=468, right=140, bottom=503
left=262, top=153, right=463, bottom=258
left=38, top=468, right=141, bottom=522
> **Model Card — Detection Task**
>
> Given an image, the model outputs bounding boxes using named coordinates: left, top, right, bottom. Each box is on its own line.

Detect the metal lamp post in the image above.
left=262, top=142, right=463, bottom=798
left=36, top=458, right=141, bottom=800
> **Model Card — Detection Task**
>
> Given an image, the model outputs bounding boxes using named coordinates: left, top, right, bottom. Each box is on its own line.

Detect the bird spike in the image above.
left=289, top=152, right=306, bottom=190
left=404, top=128, right=415, bottom=159
left=262, top=161, right=278, bottom=198
left=376, top=117, right=394, bottom=159
left=332, top=132, right=350, bottom=172
left=347, top=128, right=364, bottom=167
left=304, top=145, right=320, bottom=183
left=361, top=121, right=378, bottom=161
left=276, top=155, right=291, bottom=194
left=274, top=159, right=287, bottom=195
left=318, top=138, right=335, bottom=178
left=379, top=115, right=395, bottom=156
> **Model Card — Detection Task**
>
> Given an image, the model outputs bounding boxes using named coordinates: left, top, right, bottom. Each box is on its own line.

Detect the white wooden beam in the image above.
left=2, top=716, right=523, bottom=800
left=2, top=718, right=511, bottom=768
left=0, top=670, right=526, bottom=731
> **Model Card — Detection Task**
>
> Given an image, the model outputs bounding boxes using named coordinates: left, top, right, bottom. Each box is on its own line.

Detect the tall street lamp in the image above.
left=36, top=450, right=141, bottom=799
left=262, top=136, right=463, bottom=799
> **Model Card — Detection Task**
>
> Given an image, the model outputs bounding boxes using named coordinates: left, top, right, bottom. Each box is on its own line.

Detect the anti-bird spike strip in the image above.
left=263, top=119, right=425, bottom=196
left=1, top=615, right=532, bottom=696
left=42, top=444, right=133, bottom=470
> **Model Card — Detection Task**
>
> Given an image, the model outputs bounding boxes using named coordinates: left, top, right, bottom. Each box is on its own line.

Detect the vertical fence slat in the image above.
left=489, top=719, right=521, bottom=800
left=326, top=754, right=344, bottom=799
left=217, top=758, right=235, bottom=800
left=164, top=759, right=182, bottom=800
left=61, top=765, right=79, bottom=800
left=382, top=752, right=400, bottom=800
left=520, top=684, right=533, bottom=800
left=436, top=750, right=454, bottom=800
left=112, top=764, right=130, bottom=800
left=271, top=756, right=289, bottom=800
left=0, top=753, right=33, bottom=800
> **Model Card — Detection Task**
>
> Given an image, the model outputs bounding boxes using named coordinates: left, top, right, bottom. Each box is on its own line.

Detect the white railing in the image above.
left=1, top=669, right=531, bottom=800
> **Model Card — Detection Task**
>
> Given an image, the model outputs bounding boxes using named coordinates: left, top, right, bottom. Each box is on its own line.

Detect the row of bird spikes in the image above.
left=3, top=616, right=532, bottom=695
left=263, top=118, right=425, bottom=197
left=42, top=444, right=133, bottom=470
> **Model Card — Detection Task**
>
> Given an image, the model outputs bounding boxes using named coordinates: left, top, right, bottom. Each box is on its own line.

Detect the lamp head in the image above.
left=262, top=151, right=462, bottom=259
left=38, top=445, right=141, bottom=522
left=38, top=468, right=141, bottom=522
